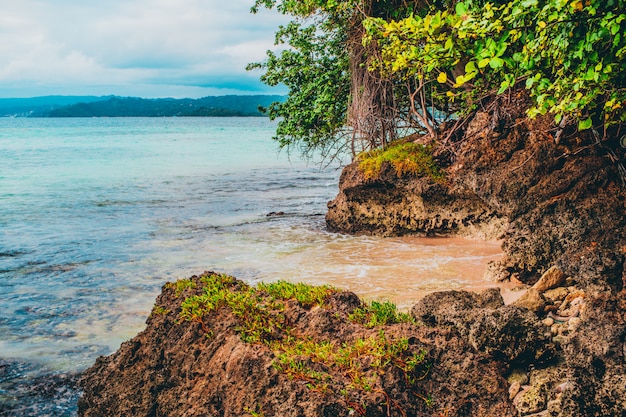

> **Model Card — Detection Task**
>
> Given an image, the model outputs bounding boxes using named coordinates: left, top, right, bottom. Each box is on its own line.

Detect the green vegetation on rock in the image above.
left=358, top=141, right=445, bottom=182
left=172, top=272, right=430, bottom=413
left=348, top=300, right=416, bottom=327
left=257, top=280, right=336, bottom=307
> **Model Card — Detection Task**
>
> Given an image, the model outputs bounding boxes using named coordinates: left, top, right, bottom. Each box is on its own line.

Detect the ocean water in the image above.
left=0, top=117, right=505, bottom=416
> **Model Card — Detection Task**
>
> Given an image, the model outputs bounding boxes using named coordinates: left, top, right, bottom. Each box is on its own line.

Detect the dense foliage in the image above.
left=247, top=0, right=353, bottom=159
left=249, top=0, right=426, bottom=159
left=364, top=0, right=626, bottom=140
left=251, top=0, right=625, bottom=157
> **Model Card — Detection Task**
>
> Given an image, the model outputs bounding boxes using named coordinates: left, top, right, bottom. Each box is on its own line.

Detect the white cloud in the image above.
left=0, top=0, right=289, bottom=97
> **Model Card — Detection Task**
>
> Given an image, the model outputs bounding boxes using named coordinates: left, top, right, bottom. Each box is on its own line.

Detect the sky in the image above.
left=0, top=0, right=290, bottom=98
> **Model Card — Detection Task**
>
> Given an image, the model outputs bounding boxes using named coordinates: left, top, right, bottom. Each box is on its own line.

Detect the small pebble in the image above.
left=568, top=317, right=582, bottom=331
left=509, top=381, right=521, bottom=400
left=507, top=369, right=529, bottom=385
left=512, top=385, right=531, bottom=407
left=542, top=317, right=555, bottom=327
left=555, top=381, right=571, bottom=393
left=570, top=296, right=584, bottom=307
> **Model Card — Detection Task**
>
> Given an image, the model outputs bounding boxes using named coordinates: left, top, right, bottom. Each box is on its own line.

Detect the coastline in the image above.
left=77, top=106, right=626, bottom=416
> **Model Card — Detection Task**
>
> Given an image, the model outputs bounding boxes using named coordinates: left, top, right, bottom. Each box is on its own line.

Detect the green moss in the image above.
left=178, top=274, right=336, bottom=343
left=270, top=330, right=428, bottom=396
left=358, top=141, right=445, bottom=182
left=243, top=405, right=265, bottom=417
left=150, top=305, right=170, bottom=317
left=257, top=280, right=336, bottom=307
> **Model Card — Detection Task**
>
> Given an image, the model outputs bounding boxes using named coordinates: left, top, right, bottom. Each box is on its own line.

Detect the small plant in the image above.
left=150, top=305, right=170, bottom=317
left=358, top=141, right=445, bottom=182
left=349, top=300, right=416, bottom=328
left=175, top=273, right=431, bottom=414
left=178, top=274, right=336, bottom=343
left=165, top=278, right=196, bottom=297
left=257, top=280, right=336, bottom=307
left=243, top=405, right=265, bottom=417
left=269, top=328, right=429, bottom=412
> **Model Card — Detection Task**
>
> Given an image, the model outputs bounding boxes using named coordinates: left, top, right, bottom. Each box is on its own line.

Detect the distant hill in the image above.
left=0, top=96, right=110, bottom=117
left=0, top=95, right=284, bottom=117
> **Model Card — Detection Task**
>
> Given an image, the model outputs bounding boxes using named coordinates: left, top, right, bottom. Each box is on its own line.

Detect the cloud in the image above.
left=0, top=0, right=289, bottom=97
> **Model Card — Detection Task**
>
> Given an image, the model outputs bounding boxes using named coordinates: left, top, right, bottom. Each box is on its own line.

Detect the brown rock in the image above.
left=509, top=381, right=522, bottom=400
left=543, top=287, right=569, bottom=302
left=413, top=290, right=554, bottom=363
left=79, top=273, right=517, bottom=417
left=325, top=159, right=507, bottom=238
left=512, top=288, right=546, bottom=314
left=484, top=261, right=512, bottom=282
left=532, top=266, right=567, bottom=292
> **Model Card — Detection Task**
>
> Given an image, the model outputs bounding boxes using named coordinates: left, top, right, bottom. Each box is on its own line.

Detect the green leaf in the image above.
left=497, top=80, right=510, bottom=94
left=455, top=2, right=468, bottom=16
left=578, top=118, right=593, bottom=130
left=521, top=0, right=538, bottom=7
left=489, top=57, right=504, bottom=69
left=554, top=112, right=563, bottom=125
left=478, top=57, right=491, bottom=68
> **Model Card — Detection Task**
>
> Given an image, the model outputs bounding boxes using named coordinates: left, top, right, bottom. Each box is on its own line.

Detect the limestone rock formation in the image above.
left=326, top=159, right=507, bottom=239
left=79, top=97, right=626, bottom=417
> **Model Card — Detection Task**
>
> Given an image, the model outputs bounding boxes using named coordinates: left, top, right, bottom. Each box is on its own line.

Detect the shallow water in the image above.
left=0, top=117, right=512, bottom=415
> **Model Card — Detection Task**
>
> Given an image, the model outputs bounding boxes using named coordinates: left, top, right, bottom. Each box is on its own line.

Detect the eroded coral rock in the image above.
left=412, top=289, right=554, bottom=364
left=532, top=266, right=567, bottom=292
left=78, top=273, right=517, bottom=417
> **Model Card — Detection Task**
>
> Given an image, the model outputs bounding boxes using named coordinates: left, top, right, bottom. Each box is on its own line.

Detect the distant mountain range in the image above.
left=0, top=95, right=284, bottom=117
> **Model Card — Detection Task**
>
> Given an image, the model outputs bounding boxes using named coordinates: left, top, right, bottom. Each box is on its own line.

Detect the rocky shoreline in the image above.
left=78, top=102, right=625, bottom=416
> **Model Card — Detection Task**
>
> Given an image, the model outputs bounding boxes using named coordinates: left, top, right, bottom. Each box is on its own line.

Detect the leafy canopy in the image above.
left=364, top=0, right=626, bottom=135
left=247, top=0, right=355, bottom=159
left=251, top=0, right=625, bottom=157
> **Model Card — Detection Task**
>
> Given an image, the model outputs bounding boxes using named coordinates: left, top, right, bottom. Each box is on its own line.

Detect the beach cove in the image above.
left=0, top=117, right=512, bottom=416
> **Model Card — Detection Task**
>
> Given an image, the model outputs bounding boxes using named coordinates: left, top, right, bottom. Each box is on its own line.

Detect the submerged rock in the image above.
left=0, top=359, right=81, bottom=417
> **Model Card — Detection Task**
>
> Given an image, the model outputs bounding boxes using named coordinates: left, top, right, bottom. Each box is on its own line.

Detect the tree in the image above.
left=251, top=0, right=625, bottom=158
left=247, top=0, right=352, bottom=160
left=249, top=0, right=434, bottom=160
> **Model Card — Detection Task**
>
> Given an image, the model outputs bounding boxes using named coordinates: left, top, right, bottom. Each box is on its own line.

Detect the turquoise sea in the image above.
left=0, top=117, right=504, bottom=416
